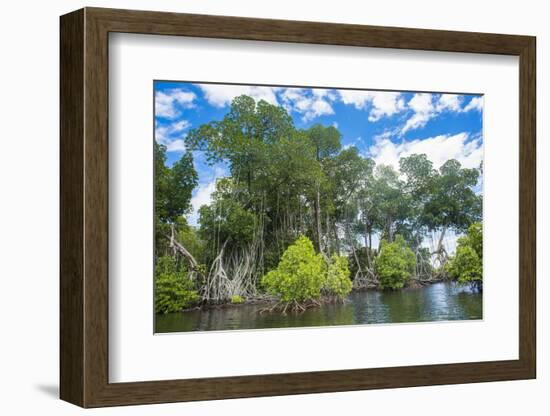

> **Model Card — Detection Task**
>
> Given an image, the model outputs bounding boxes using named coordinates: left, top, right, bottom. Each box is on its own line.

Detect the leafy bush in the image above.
left=155, top=255, right=178, bottom=275
left=155, top=256, right=200, bottom=314
left=466, top=222, right=482, bottom=260
left=374, top=235, right=416, bottom=289
left=261, top=236, right=326, bottom=302
left=324, top=254, right=352, bottom=298
left=230, top=295, right=244, bottom=304
left=261, top=236, right=352, bottom=304
left=446, top=222, right=483, bottom=288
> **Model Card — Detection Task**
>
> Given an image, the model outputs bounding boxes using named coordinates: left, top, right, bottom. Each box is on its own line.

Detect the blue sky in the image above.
left=154, top=81, right=483, bottom=237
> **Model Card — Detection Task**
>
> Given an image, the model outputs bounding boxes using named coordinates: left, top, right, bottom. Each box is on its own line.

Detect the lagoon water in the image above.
left=155, top=281, right=482, bottom=333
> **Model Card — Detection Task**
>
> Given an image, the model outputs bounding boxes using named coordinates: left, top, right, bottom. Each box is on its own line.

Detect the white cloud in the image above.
left=188, top=167, right=226, bottom=226
left=368, top=93, right=406, bottom=121
left=408, top=93, right=434, bottom=114
left=373, top=129, right=397, bottom=142
left=155, top=89, right=196, bottom=119
left=155, top=119, right=191, bottom=153
left=341, top=137, right=364, bottom=151
left=368, top=132, right=483, bottom=171
left=280, top=88, right=335, bottom=121
left=338, top=90, right=405, bottom=121
left=188, top=181, right=216, bottom=226
left=401, top=93, right=435, bottom=134
left=154, top=126, right=170, bottom=145
left=401, top=93, right=483, bottom=134
left=436, top=94, right=463, bottom=112
left=312, top=88, right=335, bottom=99
left=165, top=139, right=186, bottom=153
left=338, top=90, right=372, bottom=109
left=198, top=84, right=280, bottom=107
left=463, top=96, right=484, bottom=112
left=169, top=119, right=191, bottom=132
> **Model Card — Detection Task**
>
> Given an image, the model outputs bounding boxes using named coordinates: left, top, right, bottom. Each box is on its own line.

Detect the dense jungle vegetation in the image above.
left=155, top=95, right=483, bottom=314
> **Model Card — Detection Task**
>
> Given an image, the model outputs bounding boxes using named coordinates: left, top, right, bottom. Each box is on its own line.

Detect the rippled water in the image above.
left=155, top=281, right=482, bottom=333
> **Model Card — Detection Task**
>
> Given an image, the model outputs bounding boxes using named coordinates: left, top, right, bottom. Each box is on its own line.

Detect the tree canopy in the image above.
left=154, top=94, right=483, bottom=313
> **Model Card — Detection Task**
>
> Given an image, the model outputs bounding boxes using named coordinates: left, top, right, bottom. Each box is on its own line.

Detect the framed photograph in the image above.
left=60, top=7, right=536, bottom=407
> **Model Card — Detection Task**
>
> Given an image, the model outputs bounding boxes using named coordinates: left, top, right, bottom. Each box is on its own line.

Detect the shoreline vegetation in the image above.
left=176, top=278, right=449, bottom=314
left=155, top=94, right=483, bottom=316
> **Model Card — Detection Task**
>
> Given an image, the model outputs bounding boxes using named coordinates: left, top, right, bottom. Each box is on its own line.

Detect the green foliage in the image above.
left=176, top=217, right=205, bottom=262
left=446, top=245, right=482, bottom=285
left=415, top=246, right=434, bottom=276
left=261, top=236, right=327, bottom=302
left=187, top=95, right=325, bottom=269
left=186, top=95, right=294, bottom=189
left=324, top=254, right=353, bottom=298
left=155, top=142, right=198, bottom=224
left=446, top=222, right=483, bottom=287
left=421, top=159, right=482, bottom=233
left=466, top=222, right=483, bottom=260
left=375, top=235, right=416, bottom=289
left=155, top=216, right=205, bottom=261
left=154, top=256, right=199, bottom=314
left=306, top=124, right=342, bottom=161
left=399, top=153, right=436, bottom=199
left=371, top=165, right=412, bottom=243
left=330, top=148, right=375, bottom=236
left=154, top=93, right=484, bottom=302
left=198, top=178, right=258, bottom=248
left=230, top=295, right=244, bottom=304
left=261, top=237, right=352, bottom=303
left=155, top=254, right=178, bottom=274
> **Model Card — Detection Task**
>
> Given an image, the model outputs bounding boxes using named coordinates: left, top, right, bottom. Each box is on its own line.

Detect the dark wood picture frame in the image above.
left=60, top=7, right=536, bottom=408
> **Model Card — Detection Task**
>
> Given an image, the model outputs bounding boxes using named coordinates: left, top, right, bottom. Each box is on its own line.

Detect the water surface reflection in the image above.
left=155, top=281, right=482, bottom=333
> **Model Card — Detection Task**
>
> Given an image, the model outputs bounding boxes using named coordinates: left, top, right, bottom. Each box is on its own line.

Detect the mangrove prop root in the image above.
left=259, top=297, right=340, bottom=314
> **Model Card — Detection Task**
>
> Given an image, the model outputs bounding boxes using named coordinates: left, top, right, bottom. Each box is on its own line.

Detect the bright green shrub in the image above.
left=324, top=254, right=352, bottom=298
left=446, top=245, right=482, bottom=284
left=261, top=236, right=326, bottom=302
left=374, top=235, right=416, bottom=289
left=446, top=222, right=483, bottom=287
left=466, top=222, right=482, bottom=260
left=230, top=295, right=244, bottom=304
left=155, top=255, right=200, bottom=314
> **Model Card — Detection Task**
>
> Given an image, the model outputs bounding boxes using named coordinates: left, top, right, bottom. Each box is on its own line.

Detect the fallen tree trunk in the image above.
left=166, top=224, right=200, bottom=271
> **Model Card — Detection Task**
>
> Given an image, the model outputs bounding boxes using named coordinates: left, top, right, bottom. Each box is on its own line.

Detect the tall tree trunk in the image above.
left=366, top=226, right=373, bottom=269
left=345, top=223, right=363, bottom=276
left=315, top=182, right=323, bottom=255
left=333, top=223, right=341, bottom=256
left=298, top=195, right=304, bottom=234
left=432, top=225, right=449, bottom=272
left=363, top=221, right=369, bottom=249
left=437, top=225, right=447, bottom=255
left=167, top=224, right=200, bottom=273
left=325, top=211, right=331, bottom=257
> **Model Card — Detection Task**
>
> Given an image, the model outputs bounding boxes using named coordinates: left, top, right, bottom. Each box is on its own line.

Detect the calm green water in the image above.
left=155, top=282, right=482, bottom=333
